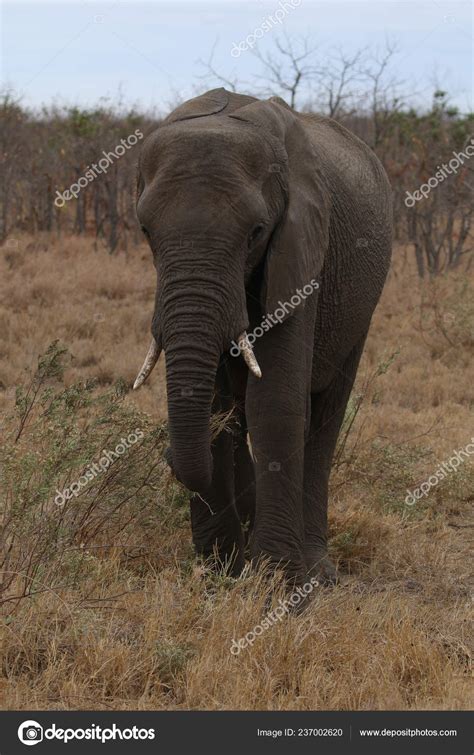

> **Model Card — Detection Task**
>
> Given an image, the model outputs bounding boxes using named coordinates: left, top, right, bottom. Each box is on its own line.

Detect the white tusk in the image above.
left=237, top=331, right=262, bottom=379
left=246, top=432, right=257, bottom=462
left=133, top=339, right=161, bottom=390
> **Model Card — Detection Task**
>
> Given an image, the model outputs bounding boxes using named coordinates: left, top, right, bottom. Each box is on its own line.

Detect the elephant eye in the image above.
left=141, top=225, right=150, bottom=240
left=248, top=223, right=265, bottom=246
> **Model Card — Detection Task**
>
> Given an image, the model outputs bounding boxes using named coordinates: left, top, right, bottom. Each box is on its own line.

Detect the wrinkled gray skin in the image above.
left=136, top=88, right=392, bottom=585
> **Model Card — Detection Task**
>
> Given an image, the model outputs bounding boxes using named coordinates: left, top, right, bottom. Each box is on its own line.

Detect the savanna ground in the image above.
left=0, top=234, right=472, bottom=710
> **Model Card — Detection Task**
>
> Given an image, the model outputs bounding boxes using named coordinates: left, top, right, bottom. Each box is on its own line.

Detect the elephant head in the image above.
left=134, top=88, right=329, bottom=494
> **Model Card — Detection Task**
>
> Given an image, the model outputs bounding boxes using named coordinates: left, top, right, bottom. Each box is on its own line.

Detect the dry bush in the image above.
left=0, top=235, right=472, bottom=710
left=1, top=343, right=190, bottom=605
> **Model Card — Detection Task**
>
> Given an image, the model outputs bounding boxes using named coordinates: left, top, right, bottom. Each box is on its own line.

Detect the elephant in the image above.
left=133, top=88, right=392, bottom=585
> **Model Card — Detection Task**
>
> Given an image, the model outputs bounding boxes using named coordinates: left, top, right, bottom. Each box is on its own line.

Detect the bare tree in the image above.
left=197, top=40, right=242, bottom=93
left=316, top=47, right=367, bottom=119
left=361, top=40, right=404, bottom=148
left=251, top=33, right=321, bottom=108
left=407, top=165, right=474, bottom=277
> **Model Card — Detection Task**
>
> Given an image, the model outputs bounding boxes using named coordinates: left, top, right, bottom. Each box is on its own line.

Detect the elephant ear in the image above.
left=231, top=97, right=330, bottom=319
left=164, top=88, right=256, bottom=123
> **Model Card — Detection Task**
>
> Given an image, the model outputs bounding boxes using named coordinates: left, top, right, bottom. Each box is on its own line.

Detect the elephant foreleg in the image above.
left=245, top=314, right=307, bottom=585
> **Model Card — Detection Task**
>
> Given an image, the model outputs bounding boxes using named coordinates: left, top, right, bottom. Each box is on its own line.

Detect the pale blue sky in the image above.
left=1, top=0, right=472, bottom=113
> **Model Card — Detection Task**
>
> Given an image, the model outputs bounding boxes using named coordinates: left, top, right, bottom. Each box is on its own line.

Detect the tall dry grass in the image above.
left=0, top=234, right=472, bottom=710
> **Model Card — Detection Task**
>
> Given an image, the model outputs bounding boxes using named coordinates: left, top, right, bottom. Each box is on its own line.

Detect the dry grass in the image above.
left=0, top=234, right=472, bottom=710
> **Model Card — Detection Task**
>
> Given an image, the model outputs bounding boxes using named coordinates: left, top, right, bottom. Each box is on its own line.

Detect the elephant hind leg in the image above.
left=303, top=333, right=367, bottom=583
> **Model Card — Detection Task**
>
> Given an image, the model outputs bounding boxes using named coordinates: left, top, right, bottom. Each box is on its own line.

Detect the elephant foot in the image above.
left=305, top=546, right=338, bottom=586
left=249, top=536, right=307, bottom=587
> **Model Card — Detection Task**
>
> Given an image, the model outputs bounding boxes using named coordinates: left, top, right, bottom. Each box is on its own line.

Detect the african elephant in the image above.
left=133, top=88, right=392, bottom=585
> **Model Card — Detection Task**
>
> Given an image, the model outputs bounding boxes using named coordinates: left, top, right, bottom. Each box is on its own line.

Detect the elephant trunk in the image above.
left=160, top=279, right=235, bottom=495
left=165, top=338, right=220, bottom=494
left=133, top=241, right=253, bottom=494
